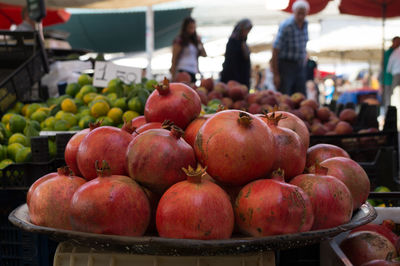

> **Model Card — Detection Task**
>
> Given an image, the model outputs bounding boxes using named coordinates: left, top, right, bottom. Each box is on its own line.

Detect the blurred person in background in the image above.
left=382, top=36, right=400, bottom=106
left=253, top=65, right=265, bottom=90
left=170, top=17, right=207, bottom=83
left=271, top=0, right=309, bottom=96
left=305, top=55, right=319, bottom=103
left=220, top=19, right=253, bottom=88
left=387, top=40, right=400, bottom=106
left=15, top=7, right=35, bottom=31
left=264, top=59, right=276, bottom=91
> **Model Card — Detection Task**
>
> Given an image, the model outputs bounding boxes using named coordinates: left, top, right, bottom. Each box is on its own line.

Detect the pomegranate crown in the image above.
left=237, top=111, right=253, bottom=127
left=153, top=77, right=170, bottom=95
left=121, top=117, right=135, bottom=134
left=89, top=121, right=102, bottom=131
left=265, top=112, right=286, bottom=125
left=95, top=160, right=112, bottom=177
left=57, top=166, right=74, bottom=176
left=182, top=164, right=207, bottom=183
left=161, top=120, right=174, bottom=130
left=271, top=168, right=285, bottom=182
left=169, top=125, right=184, bottom=139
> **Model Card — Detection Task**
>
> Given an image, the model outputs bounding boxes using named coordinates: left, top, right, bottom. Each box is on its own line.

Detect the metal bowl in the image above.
left=9, top=203, right=376, bottom=256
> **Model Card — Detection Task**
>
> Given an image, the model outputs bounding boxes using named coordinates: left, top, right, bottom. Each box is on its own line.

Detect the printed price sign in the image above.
left=93, top=62, right=142, bottom=87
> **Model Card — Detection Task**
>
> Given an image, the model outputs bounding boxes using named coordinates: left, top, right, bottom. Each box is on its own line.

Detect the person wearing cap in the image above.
left=271, top=0, right=309, bottom=96
left=220, top=19, right=253, bottom=88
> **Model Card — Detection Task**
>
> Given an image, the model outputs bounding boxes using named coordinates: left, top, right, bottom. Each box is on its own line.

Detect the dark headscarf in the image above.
left=230, top=19, right=253, bottom=41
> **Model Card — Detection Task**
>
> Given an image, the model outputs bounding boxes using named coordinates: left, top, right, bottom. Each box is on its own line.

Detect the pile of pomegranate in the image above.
left=190, top=77, right=379, bottom=136
left=27, top=79, right=372, bottom=240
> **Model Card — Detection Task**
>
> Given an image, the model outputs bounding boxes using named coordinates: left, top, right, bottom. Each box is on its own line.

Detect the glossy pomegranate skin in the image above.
left=234, top=178, right=314, bottom=236
left=131, top=115, right=147, bottom=128
left=70, top=173, right=150, bottom=236
left=144, top=79, right=201, bottom=129
left=132, top=122, right=163, bottom=138
left=195, top=110, right=275, bottom=186
left=65, top=128, right=90, bottom=176
left=275, top=110, right=310, bottom=150
left=29, top=168, right=86, bottom=230
left=290, top=172, right=353, bottom=230
left=76, top=126, right=134, bottom=180
left=183, top=115, right=209, bottom=148
left=319, top=157, right=370, bottom=210
left=156, top=178, right=234, bottom=239
left=306, top=143, right=350, bottom=168
left=27, top=172, right=58, bottom=207
left=126, top=128, right=196, bottom=193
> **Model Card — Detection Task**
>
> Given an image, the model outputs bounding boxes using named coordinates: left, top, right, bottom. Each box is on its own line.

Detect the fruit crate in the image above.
left=0, top=30, right=49, bottom=115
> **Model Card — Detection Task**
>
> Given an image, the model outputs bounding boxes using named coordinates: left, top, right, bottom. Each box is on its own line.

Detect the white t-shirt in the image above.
left=387, top=47, right=400, bottom=75
left=176, top=43, right=198, bottom=74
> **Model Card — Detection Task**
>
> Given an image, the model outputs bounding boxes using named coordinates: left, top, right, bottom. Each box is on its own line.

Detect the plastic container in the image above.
left=53, top=241, right=275, bottom=266
left=0, top=30, right=49, bottom=114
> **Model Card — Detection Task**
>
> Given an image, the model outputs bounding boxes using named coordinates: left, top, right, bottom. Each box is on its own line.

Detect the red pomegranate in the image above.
left=174, top=71, right=191, bottom=83
left=273, top=110, right=310, bottom=149
left=194, top=110, right=275, bottom=186
left=341, top=231, right=398, bottom=266
left=306, top=143, right=350, bottom=168
left=77, top=125, right=134, bottom=180
left=289, top=165, right=353, bottom=230
left=258, top=113, right=306, bottom=180
left=291, top=92, right=306, bottom=107
left=144, top=78, right=201, bottom=129
left=351, top=223, right=399, bottom=246
left=132, top=122, right=163, bottom=138
left=184, top=115, right=210, bottom=148
left=70, top=161, right=150, bottom=236
left=65, top=122, right=101, bottom=176
left=27, top=172, right=58, bottom=207
left=126, top=126, right=196, bottom=193
left=335, top=121, right=353, bottom=134
left=200, top=78, right=214, bottom=91
left=339, top=108, right=357, bottom=124
left=131, top=115, right=147, bottom=128
left=318, top=157, right=370, bottom=210
left=235, top=169, right=314, bottom=236
left=317, top=107, right=331, bottom=121
left=156, top=165, right=234, bottom=239
left=300, top=99, right=319, bottom=111
left=29, top=167, right=85, bottom=230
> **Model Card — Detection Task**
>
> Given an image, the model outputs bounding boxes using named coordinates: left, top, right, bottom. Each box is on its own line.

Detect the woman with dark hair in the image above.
left=170, top=17, right=207, bottom=83
left=220, top=19, right=253, bottom=88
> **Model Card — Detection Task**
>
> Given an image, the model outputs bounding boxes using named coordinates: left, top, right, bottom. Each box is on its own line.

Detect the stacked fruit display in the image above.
left=27, top=78, right=371, bottom=240
left=194, top=78, right=378, bottom=136
left=0, top=74, right=156, bottom=168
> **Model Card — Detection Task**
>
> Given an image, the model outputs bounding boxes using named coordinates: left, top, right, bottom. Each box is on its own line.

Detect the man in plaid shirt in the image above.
left=271, top=0, right=309, bottom=96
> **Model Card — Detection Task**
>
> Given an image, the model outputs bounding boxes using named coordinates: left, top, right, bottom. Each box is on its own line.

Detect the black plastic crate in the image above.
left=0, top=30, right=49, bottom=115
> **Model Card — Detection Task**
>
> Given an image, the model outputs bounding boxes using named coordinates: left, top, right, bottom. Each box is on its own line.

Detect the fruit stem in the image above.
left=265, top=112, right=286, bottom=126
left=182, top=164, right=207, bottom=183
left=121, top=117, right=135, bottom=134
left=161, top=120, right=174, bottom=130
left=95, top=160, right=112, bottom=177
left=89, top=121, right=102, bottom=131
left=169, top=125, right=184, bottom=139
left=313, top=163, right=329, bottom=176
left=57, top=166, right=73, bottom=176
left=153, top=77, right=170, bottom=96
left=237, top=112, right=253, bottom=127
left=271, top=168, right=285, bottom=182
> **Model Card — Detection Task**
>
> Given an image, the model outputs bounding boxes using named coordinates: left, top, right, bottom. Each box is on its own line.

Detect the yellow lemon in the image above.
left=83, top=92, right=98, bottom=104
left=90, top=101, right=110, bottom=118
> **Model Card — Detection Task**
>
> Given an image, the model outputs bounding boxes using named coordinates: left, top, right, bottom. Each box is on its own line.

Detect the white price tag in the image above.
left=93, top=61, right=142, bottom=87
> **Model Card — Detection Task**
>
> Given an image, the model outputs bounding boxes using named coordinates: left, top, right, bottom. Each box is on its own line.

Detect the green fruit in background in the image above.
left=78, top=74, right=93, bottom=87
left=54, top=120, right=69, bottom=131
left=366, top=199, right=377, bottom=207
left=107, top=93, right=118, bottom=102
left=61, top=113, right=78, bottom=128
left=10, top=102, right=24, bottom=113
left=137, top=88, right=150, bottom=108
left=107, top=78, right=123, bottom=97
left=79, top=85, right=96, bottom=96
left=112, top=97, right=127, bottom=110
left=7, top=143, right=24, bottom=161
left=2, top=113, right=14, bottom=124
left=96, top=116, right=114, bottom=126
left=0, top=159, right=13, bottom=169
left=50, top=104, right=61, bottom=116
left=54, top=94, right=72, bottom=105
left=9, top=115, right=26, bottom=133
left=66, top=83, right=81, bottom=97
left=8, top=133, right=28, bottom=147
left=79, top=115, right=95, bottom=129
left=25, top=103, right=41, bottom=118
left=43, top=117, right=56, bottom=129
left=91, top=101, right=110, bottom=118
left=69, top=126, right=82, bottom=131
left=75, top=91, right=84, bottom=100
left=30, top=120, right=41, bottom=131
left=0, top=132, right=4, bottom=145
left=48, top=140, right=56, bottom=158
left=374, top=186, right=391, bottom=192
left=23, top=121, right=40, bottom=142
left=117, top=124, right=123, bottom=128
left=31, top=110, right=47, bottom=123
left=107, top=107, right=123, bottom=124
left=74, top=98, right=84, bottom=108
left=83, top=92, right=98, bottom=104
left=46, top=97, right=58, bottom=106
left=4, top=128, right=12, bottom=139
left=15, top=147, right=32, bottom=163
left=55, top=111, right=66, bottom=120
left=122, top=110, right=139, bottom=123
left=145, top=79, right=158, bottom=91
left=41, top=127, right=53, bottom=131
left=79, top=109, right=91, bottom=118
left=127, top=97, right=142, bottom=113
left=0, top=145, right=7, bottom=161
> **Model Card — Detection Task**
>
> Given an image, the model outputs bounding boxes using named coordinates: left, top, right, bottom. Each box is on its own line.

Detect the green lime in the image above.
left=15, top=147, right=32, bottom=163
left=30, top=120, right=41, bottom=131
left=54, top=120, right=69, bottom=131
left=69, top=126, right=82, bottom=131
left=374, top=186, right=391, bottom=192
left=74, top=98, right=84, bottom=108
left=48, top=140, right=57, bottom=158
left=8, top=133, right=28, bottom=147
left=112, top=97, right=127, bottom=110
left=43, top=117, right=56, bottom=129
left=79, top=115, right=95, bottom=129
left=78, top=74, right=93, bottom=87
left=366, top=199, right=377, bottom=207
left=0, top=145, right=7, bottom=161
left=55, top=111, right=65, bottom=120
left=107, top=79, right=123, bottom=96
left=122, top=110, right=139, bottom=123
left=107, top=93, right=118, bottom=102
left=7, top=143, right=24, bottom=161
left=0, top=159, right=13, bottom=169
left=10, top=102, right=24, bottom=114
left=61, top=113, right=78, bottom=128
left=127, top=97, right=142, bottom=113
left=30, top=110, right=47, bottom=123
left=96, top=116, right=114, bottom=126
left=9, top=115, right=26, bottom=133
left=1, top=113, right=14, bottom=124
left=25, top=103, right=41, bottom=118
left=66, top=83, right=81, bottom=97
left=79, top=85, right=96, bottom=96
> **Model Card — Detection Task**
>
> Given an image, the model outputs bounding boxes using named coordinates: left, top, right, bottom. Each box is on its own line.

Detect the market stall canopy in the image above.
left=48, top=8, right=192, bottom=53
left=339, top=0, right=400, bottom=18
left=0, top=3, right=70, bottom=29
left=0, top=0, right=177, bottom=9
left=282, top=0, right=333, bottom=15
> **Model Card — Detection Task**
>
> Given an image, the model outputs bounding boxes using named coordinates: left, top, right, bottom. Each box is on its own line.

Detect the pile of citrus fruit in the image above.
left=0, top=74, right=156, bottom=168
